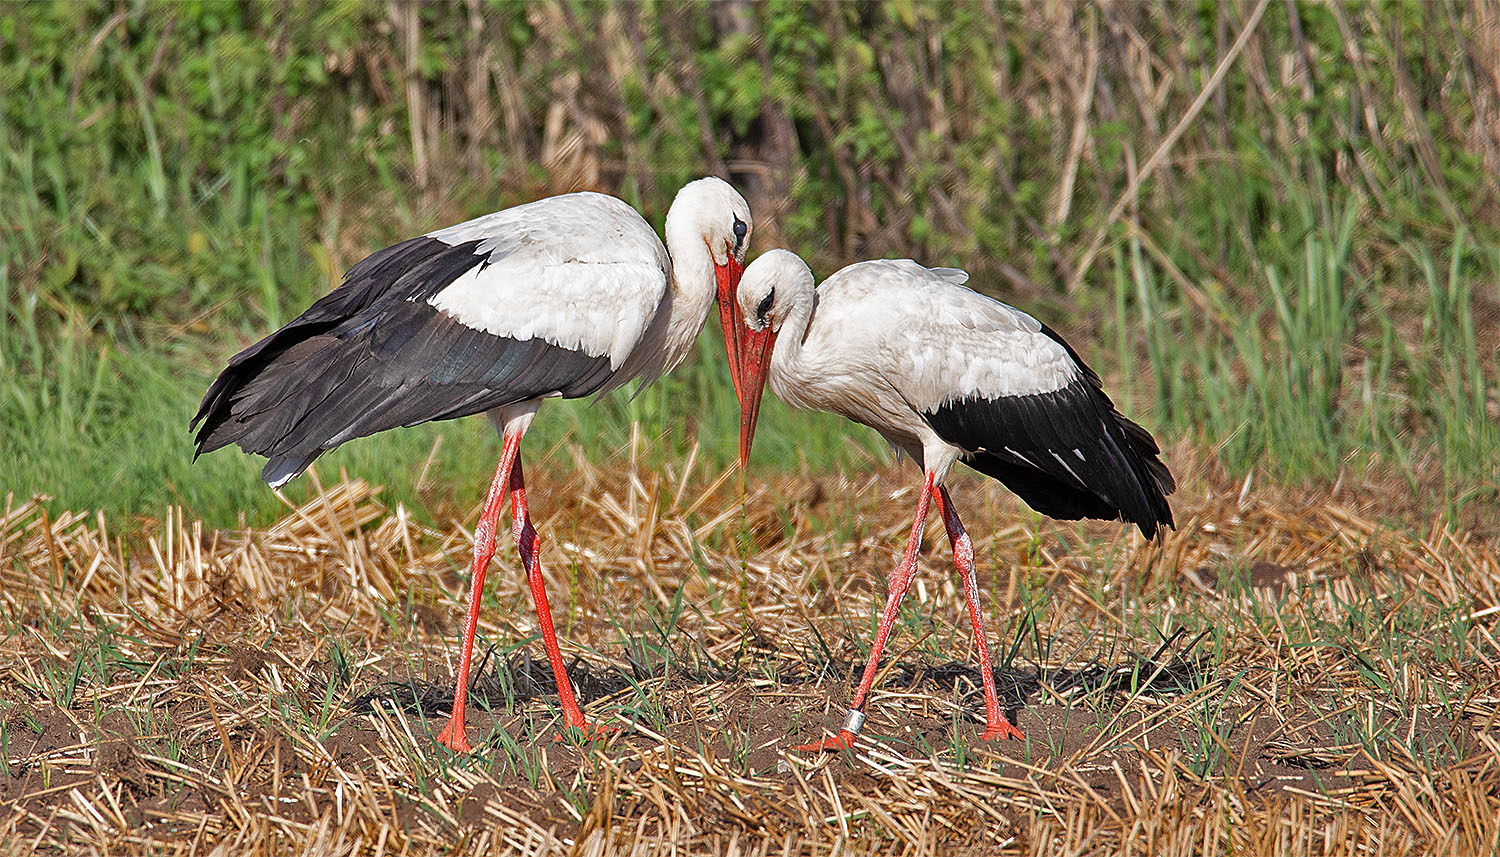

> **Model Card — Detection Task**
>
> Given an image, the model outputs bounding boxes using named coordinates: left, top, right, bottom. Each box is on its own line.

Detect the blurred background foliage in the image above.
left=1, top=0, right=1497, bottom=527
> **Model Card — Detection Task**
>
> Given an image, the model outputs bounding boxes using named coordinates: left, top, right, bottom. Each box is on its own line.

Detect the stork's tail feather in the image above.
left=994, top=323, right=1175, bottom=540
left=1110, top=409, right=1176, bottom=538
left=938, top=382, right=1176, bottom=541
left=1118, top=410, right=1176, bottom=496
left=966, top=412, right=1175, bottom=541
left=192, top=333, right=357, bottom=486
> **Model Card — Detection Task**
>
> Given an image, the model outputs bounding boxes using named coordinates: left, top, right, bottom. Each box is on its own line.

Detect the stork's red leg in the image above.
left=510, top=453, right=613, bottom=741
left=437, top=432, right=523, bottom=752
left=794, top=471, right=937, bottom=753
left=932, top=484, right=1023, bottom=742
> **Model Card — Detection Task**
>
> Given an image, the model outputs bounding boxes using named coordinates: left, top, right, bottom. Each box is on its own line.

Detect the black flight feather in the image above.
left=192, top=236, right=615, bottom=486
left=923, top=323, right=1175, bottom=539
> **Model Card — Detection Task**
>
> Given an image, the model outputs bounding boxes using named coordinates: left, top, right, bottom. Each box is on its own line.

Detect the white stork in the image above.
left=193, top=178, right=754, bottom=752
left=731, top=249, right=1174, bottom=751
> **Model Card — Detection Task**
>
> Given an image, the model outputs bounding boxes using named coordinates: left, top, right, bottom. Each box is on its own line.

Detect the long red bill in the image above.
left=737, top=325, right=778, bottom=468
left=714, top=257, right=747, bottom=404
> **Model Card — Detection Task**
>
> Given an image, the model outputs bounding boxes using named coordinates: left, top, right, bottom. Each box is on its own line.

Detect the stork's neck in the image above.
left=768, top=287, right=816, bottom=394
left=655, top=217, right=719, bottom=375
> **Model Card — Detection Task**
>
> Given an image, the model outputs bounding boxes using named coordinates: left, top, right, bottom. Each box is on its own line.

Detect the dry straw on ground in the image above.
left=1, top=445, right=1498, bottom=855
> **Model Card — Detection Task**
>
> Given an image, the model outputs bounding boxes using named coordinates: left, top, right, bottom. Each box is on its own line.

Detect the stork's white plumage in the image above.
left=193, top=178, right=753, bottom=752
left=731, top=249, right=1174, bottom=751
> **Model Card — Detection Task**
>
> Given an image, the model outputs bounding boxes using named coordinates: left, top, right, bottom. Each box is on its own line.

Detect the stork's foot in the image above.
left=436, top=718, right=473, bottom=753
left=792, top=729, right=858, bottom=753
left=552, top=719, right=618, bottom=744
left=979, top=716, right=1024, bottom=742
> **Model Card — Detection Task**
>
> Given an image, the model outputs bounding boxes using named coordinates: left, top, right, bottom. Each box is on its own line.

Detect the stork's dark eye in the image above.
left=732, top=217, right=748, bottom=239
left=756, top=289, right=775, bottom=321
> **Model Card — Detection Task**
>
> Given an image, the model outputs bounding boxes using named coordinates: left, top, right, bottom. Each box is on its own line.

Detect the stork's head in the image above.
left=665, top=177, right=753, bottom=402
left=733, top=249, right=814, bottom=467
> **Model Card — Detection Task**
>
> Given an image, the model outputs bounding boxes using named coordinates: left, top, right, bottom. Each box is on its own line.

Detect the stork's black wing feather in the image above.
left=191, top=236, right=614, bottom=486
left=923, top=324, right=1174, bottom=538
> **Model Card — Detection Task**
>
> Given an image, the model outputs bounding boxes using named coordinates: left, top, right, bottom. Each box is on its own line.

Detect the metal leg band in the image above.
left=841, top=708, right=866, bottom=736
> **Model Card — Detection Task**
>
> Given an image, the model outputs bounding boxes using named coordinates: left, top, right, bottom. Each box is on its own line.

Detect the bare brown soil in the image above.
left=2, top=450, right=1498, bottom=854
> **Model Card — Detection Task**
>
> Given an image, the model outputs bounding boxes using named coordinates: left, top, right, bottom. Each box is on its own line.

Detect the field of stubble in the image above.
left=2, top=442, right=1497, bottom=856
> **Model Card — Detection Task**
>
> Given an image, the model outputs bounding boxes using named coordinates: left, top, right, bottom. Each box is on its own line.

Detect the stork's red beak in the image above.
left=737, top=324, right=778, bottom=468
left=714, top=257, right=747, bottom=404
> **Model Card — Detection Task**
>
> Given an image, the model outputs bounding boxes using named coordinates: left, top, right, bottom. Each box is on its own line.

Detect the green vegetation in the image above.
left=3, top=2, right=1496, bottom=526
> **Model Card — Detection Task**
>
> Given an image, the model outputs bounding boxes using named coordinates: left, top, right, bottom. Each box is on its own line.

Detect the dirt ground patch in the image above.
left=2, top=457, right=1499, bottom=854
